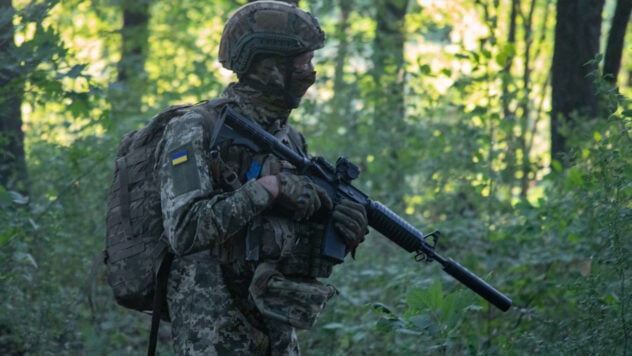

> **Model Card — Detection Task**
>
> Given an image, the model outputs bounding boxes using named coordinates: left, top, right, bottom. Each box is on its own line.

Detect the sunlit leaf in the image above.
left=593, top=131, right=602, bottom=142
left=551, top=159, right=563, bottom=172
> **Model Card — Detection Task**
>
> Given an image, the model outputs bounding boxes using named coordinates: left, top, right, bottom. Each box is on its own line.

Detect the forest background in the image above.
left=1, top=0, right=631, bottom=355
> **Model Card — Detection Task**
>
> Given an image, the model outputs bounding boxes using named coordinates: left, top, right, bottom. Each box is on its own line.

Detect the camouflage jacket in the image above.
left=157, top=82, right=320, bottom=355
left=158, top=82, right=314, bottom=256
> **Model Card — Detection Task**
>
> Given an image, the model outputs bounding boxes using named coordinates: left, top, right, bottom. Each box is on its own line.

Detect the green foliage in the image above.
left=518, top=95, right=631, bottom=354
left=364, top=80, right=630, bottom=356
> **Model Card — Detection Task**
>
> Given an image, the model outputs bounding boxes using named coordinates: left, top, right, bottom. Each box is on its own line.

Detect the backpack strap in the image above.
left=116, top=156, right=134, bottom=239
left=148, top=243, right=173, bottom=356
left=194, top=99, right=245, bottom=192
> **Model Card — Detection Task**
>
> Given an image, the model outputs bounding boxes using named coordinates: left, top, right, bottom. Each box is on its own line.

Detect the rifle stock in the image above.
left=214, top=106, right=512, bottom=312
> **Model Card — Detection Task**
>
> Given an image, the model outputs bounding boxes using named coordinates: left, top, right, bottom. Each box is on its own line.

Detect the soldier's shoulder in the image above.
left=164, top=100, right=227, bottom=132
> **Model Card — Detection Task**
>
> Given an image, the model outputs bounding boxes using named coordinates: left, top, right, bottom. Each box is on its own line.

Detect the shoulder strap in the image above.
left=147, top=248, right=174, bottom=356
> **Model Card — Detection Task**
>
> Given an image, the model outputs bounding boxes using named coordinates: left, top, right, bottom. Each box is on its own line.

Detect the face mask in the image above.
left=286, top=69, right=316, bottom=107
left=240, top=52, right=317, bottom=109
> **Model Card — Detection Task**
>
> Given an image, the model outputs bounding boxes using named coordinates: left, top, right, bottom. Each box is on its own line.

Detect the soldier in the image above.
left=157, top=1, right=368, bottom=355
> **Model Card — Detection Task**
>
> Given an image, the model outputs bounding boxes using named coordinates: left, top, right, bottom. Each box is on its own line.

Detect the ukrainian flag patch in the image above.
left=171, top=151, right=188, bottom=166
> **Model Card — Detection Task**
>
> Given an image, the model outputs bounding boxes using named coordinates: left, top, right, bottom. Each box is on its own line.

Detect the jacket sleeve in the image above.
left=158, top=109, right=273, bottom=256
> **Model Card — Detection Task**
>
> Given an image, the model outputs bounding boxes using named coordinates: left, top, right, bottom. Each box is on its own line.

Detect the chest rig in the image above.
left=208, top=113, right=334, bottom=279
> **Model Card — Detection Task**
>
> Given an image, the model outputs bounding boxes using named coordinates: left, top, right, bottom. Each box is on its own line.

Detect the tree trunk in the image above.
left=518, top=0, right=538, bottom=197
left=372, top=0, right=409, bottom=205
left=501, top=0, right=518, bottom=121
left=373, top=0, right=408, bottom=120
left=550, top=0, right=605, bottom=163
left=0, top=0, right=28, bottom=191
left=333, top=0, right=353, bottom=101
left=603, top=0, right=632, bottom=84
left=109, top=1, right=151, bottom=119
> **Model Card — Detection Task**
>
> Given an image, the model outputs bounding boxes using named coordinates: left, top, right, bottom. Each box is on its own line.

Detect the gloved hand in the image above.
left=332, top=199, right=368, bottom=253
left=276, top=172, right=333, bottom=220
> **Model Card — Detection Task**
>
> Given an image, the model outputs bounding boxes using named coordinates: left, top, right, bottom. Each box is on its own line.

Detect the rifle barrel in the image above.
left=440, top=257, right=512, bottom=311
left=368, top=201, right=512, bottom=311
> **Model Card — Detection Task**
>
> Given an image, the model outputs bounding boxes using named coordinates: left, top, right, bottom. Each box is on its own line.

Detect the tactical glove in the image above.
left=276, top=172, right=333, bottom=221
left=332, top=199, right=368, bottom=252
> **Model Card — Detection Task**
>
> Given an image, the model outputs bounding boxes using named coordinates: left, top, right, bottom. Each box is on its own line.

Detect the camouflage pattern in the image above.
left=167, top=252, right=270, bottom=355
left=249, top=262, right=336, bottom=330
left=105, top=104, right=191, bottom=317
left=157, top=107, right=273, bottom=256
left=331, top=199, right=368, bottom=252
left=276, top=171, right=332, bottom=221
left=218, top=1, right=325, bottom=75
left=241, top=52, right=316, bottom=108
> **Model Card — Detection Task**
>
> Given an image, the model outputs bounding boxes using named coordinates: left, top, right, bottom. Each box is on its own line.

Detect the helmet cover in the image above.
left=219, top=1, right=325, bottom=74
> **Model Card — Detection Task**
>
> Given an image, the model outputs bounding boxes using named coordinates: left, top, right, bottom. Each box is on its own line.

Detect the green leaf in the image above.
left=14, top=251, right=38, bottom=268
left=406, top=279, right=444, bottom=312
left=0, top=227, right=20, bottom=248
left=495, top=43, right=516, bottom=66
left=9, top=190, right=29, bottom=205
left=593, top=131, right=602, bottom=142
left=322, top=322, right=345, bottom=331
left=565, top=168, right=584, bottom=189
left=418, top=63, right=432, bottom=75
left=463, top=304, right=483, bottom=312
left=406, top=287, right=429, bottom=312
left=469, top=106, right=488, bottom=116
left=551, top=159, right=563, bottom=173
left=408, top=314, right=433, bottom=330
left=440, top=68, right=452, bottom=77
left=66, top=64, right=86, bottom=78
left=0, top=186, right=12, bottom=207
left=371, top=302, right=394, bottom=315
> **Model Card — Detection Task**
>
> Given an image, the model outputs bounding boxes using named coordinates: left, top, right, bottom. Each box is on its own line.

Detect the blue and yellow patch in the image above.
left=171, top=151, right=188, bottom=166
left=246, top=161, right=262, bottom=180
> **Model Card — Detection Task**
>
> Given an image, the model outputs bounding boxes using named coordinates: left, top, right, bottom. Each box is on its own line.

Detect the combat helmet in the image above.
left=219, top=1, right=325, bottom=75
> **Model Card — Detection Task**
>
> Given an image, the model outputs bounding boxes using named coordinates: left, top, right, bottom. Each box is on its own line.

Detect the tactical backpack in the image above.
left=104, top=103, right=193, bottom=356
left=103, top=99, right=230, bottom=355
left=104, top=103, right=189, bottom=319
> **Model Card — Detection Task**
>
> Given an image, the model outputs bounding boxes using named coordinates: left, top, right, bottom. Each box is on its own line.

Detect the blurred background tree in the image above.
left=108, top=0, right=151, bottom=119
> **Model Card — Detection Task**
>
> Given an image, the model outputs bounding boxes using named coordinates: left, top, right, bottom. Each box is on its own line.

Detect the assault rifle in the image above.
left=212, top=106, right=512, bottom=312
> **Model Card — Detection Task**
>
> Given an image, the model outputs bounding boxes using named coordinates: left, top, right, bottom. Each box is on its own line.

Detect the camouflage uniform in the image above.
left=157, top=2, right=366, bottom=355
left=159, top=83, right=339, bottom=355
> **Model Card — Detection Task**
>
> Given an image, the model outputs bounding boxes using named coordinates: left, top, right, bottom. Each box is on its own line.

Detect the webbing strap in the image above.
left=147, top=250, right=174, bottom=356
left=85, top=251, right=106, bottom=322
left=116, top=156, right=133, bottom=238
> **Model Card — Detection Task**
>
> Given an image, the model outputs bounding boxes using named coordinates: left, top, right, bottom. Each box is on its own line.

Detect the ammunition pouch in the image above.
left=249, top=262, right=336, bottom=330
